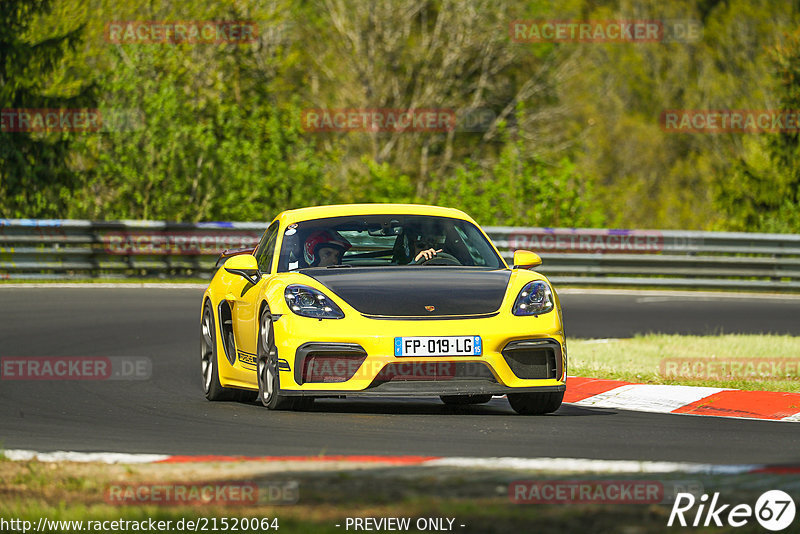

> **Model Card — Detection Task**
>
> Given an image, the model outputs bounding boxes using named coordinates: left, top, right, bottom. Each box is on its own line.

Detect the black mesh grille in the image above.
left=372, top=361, right=496, bottom=383
left=294, top=343, right=368, bottom=385
left=302, top=354, right=367, bottom=383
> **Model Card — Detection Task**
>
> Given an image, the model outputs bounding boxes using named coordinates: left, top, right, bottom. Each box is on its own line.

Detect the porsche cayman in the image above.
left=200, top=204, right=566, bottom=414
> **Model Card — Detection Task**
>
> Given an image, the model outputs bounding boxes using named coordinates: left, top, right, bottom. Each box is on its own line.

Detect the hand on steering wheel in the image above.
left=414, top=248, right=442, bottom=263
left=413, top=249, right=461, bottom=265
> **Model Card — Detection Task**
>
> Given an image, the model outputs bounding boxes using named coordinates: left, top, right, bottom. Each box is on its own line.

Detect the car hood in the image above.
left=300, top=267, right=511, bottom=317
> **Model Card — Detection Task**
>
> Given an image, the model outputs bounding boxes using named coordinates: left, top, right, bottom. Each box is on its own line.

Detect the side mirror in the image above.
left=224, top=254, right=261, bottom=285
left=512, top=250, right=542, bottom=269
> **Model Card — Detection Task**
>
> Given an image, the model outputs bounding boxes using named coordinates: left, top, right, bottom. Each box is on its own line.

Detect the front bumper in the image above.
left=272, top=311, right=566, bottom=396
left=278, top=384, right=566, bottom=397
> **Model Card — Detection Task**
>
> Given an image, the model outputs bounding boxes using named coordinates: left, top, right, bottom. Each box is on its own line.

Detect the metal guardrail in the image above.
left=1, top=219, right=799, bottom=289
left=488, top=227, right=800, bottom=290
left=0, top=219, right=264, bottom=280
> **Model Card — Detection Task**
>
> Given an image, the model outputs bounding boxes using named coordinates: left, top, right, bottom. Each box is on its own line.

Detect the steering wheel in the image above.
left=414, top=251, right=461, bottom=266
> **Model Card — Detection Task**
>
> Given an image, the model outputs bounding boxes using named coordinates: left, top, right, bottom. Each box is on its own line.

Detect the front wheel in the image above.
left=507, top=391, right=564, bottom=415
left=257, top=307, right=295, bottom=410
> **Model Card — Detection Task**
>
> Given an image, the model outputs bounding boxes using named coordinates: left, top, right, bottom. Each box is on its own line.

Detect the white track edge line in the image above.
left=426, top=457, right=763, bottom=475
left=1, top=449, right=766, bottom=474
left=565, top=384, right=800, bottom=423
left=3, top=449, right=170, bottom=463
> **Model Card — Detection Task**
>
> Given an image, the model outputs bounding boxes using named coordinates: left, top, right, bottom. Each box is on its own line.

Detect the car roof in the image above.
left=274, top=204, right=474, bottom=226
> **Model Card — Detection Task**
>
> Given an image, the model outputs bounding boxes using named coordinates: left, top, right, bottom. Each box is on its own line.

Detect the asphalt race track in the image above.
left=1, top=287, right=799, bottom=465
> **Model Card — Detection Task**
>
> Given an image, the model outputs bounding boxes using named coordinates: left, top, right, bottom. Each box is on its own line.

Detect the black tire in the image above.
left=201, top=301, right=235, bottom=401
left=507, top=391, right=564, bottom=415
left=440, top=394, right=493, bottom=405
left=257, top=306, right=295, bottom=410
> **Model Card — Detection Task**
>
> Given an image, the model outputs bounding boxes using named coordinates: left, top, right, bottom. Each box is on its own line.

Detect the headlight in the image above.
left=512, top=281, right=554, bottom=316
left=284, top=285, right=344, bottom=319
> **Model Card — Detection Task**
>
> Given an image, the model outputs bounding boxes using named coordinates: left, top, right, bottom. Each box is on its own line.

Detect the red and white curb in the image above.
left=565, top=377, right=800, bottom=422
left=5, top=449, right=800, bottom=475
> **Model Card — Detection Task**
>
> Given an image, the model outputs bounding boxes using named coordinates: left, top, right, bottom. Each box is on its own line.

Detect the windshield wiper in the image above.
left=326, top=264, right=352, bottom=268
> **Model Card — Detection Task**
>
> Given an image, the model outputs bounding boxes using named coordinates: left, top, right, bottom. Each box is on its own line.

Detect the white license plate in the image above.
left=394, top=336, right=482, bottom=357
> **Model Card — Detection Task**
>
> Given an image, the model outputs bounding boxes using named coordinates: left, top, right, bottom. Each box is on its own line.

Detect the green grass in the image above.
left=0, top=461, right=781, bottom=534
left=569, top=334, right=800, bottom=392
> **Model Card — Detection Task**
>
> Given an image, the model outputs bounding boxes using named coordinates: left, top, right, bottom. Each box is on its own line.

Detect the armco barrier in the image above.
left=0, top=219, right=264, bottom=280
left=487, top=227, right=800, bottom=290
left=1, top=219, right=799, bottom=289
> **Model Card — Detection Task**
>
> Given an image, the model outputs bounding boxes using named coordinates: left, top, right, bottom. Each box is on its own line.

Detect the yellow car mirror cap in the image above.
left=224, top=254, right=261, bottom=285
left=512, top=250, right=542, bottom=269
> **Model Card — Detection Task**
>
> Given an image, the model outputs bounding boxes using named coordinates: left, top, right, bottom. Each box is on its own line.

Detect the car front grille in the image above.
left=301, top=353, right=367, bottom=383
left=371, top=361, right=496, bottom=383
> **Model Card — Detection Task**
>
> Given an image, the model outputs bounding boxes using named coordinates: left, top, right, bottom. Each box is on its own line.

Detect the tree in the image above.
left=301, top=0, right=575, bottom=201
left=69, top=18, right=328, bottom=221
left=715, top=27, right=800, bottom=232
left=0, top=0, right=93, bottom=217
left=431, top=109, right=602, bottom=227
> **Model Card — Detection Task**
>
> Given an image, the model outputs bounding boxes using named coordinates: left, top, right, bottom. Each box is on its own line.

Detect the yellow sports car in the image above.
left=200, top=204, right=566, bottom=414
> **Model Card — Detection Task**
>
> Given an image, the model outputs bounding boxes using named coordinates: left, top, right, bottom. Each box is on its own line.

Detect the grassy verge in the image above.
left=0, top=459, right=783, bottom=534
left=569, top=334, right=800, bottom=392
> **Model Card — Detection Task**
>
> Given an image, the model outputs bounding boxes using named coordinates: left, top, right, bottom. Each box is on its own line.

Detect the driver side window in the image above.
left=254, top=222, right=279, bottom=274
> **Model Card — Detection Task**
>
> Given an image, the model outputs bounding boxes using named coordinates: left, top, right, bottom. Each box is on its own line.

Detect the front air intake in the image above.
left=302, top=354, right=366, bottom=383
left=294, top=343, right=367, bottom=385
left=501, top=339, right=562, bottom=380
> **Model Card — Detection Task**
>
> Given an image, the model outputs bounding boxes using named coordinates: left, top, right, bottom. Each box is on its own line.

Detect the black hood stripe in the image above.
left=301, top=267, right=511, bottom=317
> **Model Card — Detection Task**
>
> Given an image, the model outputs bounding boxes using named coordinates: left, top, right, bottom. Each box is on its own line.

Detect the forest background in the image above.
left=2, top=0, right=799, bottom=232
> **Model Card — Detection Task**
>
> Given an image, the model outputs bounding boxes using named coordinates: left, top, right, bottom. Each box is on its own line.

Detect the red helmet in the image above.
left=304, top=230, right=351, bottom=266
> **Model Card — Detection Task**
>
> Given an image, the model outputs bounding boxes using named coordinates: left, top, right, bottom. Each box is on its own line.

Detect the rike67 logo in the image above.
left=668, top=490, right=796, bottom=531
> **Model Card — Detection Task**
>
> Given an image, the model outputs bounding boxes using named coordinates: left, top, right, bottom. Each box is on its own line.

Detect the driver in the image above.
left=412, top=236, right=442, bottom=263
left=304, top=230, right=352, bottom=267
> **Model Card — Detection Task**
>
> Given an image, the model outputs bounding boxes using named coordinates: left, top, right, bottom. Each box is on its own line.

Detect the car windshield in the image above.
left=277, top=214, right=504, bottom=272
